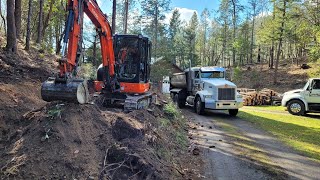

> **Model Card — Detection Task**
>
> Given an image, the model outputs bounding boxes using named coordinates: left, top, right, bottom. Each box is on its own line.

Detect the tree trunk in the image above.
left=250, top=3, right=256, bottom=64
left=42, top=0, right=55, bottom=37
left=25, top=0, right=33, bottom=50
left=231, top=0, right=236, bottom=66
left=14, top=0, right=21, bottom=39
left=154, top=2, right=158, bottom=60
left=0, top=0, right=6, bottom=36
left=274, top=0, right=287, bottom=84
left=6, top=0, right=17, bottom=53
left=257, top=46, right=261, bottom=63
left=36, top=0, right=44, bottom=44
left=112, top=0, right=116, bottom=34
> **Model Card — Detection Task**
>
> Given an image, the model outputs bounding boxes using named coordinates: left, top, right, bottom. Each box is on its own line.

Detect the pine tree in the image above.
left=6, top=0, right=17, bottom=53
left=140, top=0, right=171, bottom=60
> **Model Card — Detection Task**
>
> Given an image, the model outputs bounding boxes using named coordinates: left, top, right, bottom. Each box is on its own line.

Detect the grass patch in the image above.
left=163, top=102, right=179, bottom=119
left=239, top=109, right=320, bottom=161
left=307, top=62, right=320, bottom=78
left=243, top=105, right=286, bottom=112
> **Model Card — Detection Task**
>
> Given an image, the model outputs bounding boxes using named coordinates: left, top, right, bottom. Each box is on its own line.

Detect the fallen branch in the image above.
left=23, top=106, right=45, bottom=120
left=128, top=170, right=142, bottom=179
left=151, top=151, right=185, bottom=176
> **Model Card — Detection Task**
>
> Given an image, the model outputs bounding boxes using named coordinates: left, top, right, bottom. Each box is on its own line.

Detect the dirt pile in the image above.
left=0, top=102, right=175, bottom=179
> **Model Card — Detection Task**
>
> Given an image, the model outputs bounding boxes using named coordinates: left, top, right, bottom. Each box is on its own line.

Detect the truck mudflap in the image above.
left=205, top=100, right=243, bottom=109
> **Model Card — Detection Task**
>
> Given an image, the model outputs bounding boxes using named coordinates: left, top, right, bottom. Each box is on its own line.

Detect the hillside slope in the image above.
left=232, top=63, right=315, bottom=93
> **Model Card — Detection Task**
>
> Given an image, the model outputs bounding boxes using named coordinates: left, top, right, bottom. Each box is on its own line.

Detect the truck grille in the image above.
left=218, top=88, right=235, bottom=100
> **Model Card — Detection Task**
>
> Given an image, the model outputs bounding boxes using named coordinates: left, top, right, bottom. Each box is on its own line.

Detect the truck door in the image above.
left=193, top=71, right=201, bottom=93
left=306, top=79, right=320, bottom=103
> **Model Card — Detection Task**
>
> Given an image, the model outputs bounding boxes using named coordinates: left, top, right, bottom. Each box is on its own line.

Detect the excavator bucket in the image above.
left=41, top=77, right=89, bottom=104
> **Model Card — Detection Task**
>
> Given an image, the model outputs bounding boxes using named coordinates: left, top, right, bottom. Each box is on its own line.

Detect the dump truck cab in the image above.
left=170, top=66, right=243, bottom=116
left=282, top=78, right=320, bottom=115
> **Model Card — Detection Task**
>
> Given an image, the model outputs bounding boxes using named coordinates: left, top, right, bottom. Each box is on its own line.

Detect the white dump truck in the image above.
left=170, top=67, right=243, bottom=116
left=282, top=78, right=320, bottom=115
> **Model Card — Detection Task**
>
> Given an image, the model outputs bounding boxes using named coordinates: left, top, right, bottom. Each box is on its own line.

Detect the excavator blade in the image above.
left=41, top=77, right=89, bottom=104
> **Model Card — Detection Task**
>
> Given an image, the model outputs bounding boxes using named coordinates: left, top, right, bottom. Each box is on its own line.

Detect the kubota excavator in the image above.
left=41, top=0, right=154, bottom=111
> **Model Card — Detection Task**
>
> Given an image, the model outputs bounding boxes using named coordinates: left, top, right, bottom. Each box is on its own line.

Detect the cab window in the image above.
left=312, top=80, right=320, bottom=89
left=195, top=71, right=200, bottom=79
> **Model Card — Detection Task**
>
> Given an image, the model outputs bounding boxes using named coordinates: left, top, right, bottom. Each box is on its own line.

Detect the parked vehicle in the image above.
left=282, top=78, right=320, bottom=115
left=170, top=66, right=243, bottom=116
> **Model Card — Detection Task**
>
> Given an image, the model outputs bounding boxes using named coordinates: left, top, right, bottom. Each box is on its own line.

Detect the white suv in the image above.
left=282, top=78, right=320, bottom=115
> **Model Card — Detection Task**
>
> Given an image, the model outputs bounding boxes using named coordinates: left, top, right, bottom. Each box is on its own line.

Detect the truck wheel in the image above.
left=228, top=109, right=238, bottom=116
left=287, top=100, right=305, bottom=115
left=174, top=94, right=178, bottom=105
left=170, top=93, right=175, bottom=100
left=195, top=97, right=205, bottom=115
left=178, top=98, right=186, bottom=108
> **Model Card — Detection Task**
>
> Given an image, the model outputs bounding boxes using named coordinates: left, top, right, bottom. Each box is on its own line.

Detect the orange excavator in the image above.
left=41, top=0, right=154, bottom=111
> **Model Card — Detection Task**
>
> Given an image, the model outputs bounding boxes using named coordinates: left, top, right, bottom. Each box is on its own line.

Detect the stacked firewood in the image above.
left=237, top=88, right=282, bottom=106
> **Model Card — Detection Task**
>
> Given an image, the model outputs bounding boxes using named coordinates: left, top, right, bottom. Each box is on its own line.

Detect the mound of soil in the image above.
left=0, top=102, right=178, bottom=179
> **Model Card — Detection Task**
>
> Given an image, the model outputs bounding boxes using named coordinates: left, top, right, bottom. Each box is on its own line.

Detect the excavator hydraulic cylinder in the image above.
left=41, top=77, right=89, bottom=104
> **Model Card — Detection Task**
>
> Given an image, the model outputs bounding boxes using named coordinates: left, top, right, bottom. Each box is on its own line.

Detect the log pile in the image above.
left=238, top=88, right=282, bottom=106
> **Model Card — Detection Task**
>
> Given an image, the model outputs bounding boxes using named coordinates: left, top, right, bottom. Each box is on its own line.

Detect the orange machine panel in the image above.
left=94, top=81, right=104, bottom=92
left=120, top=82, right=150, bottom=94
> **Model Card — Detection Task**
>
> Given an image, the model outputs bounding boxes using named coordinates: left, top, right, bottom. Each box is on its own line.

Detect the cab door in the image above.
left=192, top=71, right=201, bottom=94
left=306, top=79, right=320, bottom=103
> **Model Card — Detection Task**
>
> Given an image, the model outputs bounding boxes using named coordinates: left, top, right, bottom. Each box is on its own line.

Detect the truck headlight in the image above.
left=204, top=95, right=213, bottom=98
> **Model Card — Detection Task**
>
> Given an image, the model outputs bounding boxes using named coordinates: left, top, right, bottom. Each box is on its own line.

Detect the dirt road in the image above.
left=184, top=107, right=320, bottom=180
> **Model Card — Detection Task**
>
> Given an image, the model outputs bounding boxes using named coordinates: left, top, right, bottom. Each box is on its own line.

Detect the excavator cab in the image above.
left=97, top=34, right=151, bottom=94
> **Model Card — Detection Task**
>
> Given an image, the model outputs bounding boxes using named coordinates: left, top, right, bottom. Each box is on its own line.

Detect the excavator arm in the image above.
left=42, top=0, right=117, bottom=103
left=60, top=0, right=115, bottom=82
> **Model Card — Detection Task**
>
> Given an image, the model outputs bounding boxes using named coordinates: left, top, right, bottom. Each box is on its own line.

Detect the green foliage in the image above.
left=307, top=63, right=320, bottom=78
left=159, top=118, right=170, bottom=128
left=78, top=63, right=97, bottom=80
left=150, top=60, right=173, bottom=83
left=233, top=66, right=243, bottom=81
left=47, top=104, right=64, bottom=119
left=163, top=102, right=179, bottom=119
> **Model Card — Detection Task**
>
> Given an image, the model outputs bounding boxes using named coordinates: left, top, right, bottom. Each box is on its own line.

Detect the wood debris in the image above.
left=238, top=88, right=282, bottom=106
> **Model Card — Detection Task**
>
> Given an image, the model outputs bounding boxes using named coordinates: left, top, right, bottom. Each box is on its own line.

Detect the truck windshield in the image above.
left=201, top=71, right=224, bottom=78
left=303, top=81, right=310, bottom=90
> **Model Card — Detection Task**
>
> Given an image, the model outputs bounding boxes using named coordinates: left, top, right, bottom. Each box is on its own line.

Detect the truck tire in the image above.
left=174, top=94, right=185, bottom=108
left=228, top=109, right=238, bottom=116
left=170, top=93, right=175, bottom=100
left=195, top=96, right=205, bottom=115
left=287, top=100, right=305, bottom=115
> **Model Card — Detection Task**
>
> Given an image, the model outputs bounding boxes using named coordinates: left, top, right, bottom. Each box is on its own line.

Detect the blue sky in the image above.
left=95, top=0, right=255, bottom=24
left=170, top=0, right=220, bottom=14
